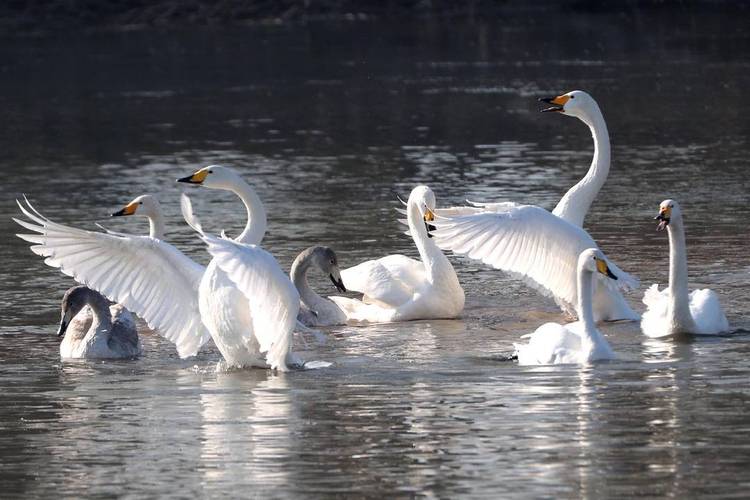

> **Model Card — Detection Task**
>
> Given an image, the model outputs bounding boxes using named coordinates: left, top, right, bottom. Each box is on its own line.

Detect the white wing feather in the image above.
left=432, top=203, right=636, bottom=310
left=14, top=197, right=209, bottom=358
left=202, top=235, right=300, bottom=371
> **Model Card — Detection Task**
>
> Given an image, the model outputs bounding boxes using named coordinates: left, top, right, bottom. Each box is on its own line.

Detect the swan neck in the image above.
left=667, top=219, right=692, bottom=320
left=290, top=255, right=325, bottom=310
left=553, top=107, right=610, bottom=226
left=407, top=202, right=444, bottom=280
left=232, top=180, right=267, bottom=245
left=577, top=267, right=598, bottom=336
left=148, top=211, right=167, bottom=239
left=86, top=294, right=112, bottom=334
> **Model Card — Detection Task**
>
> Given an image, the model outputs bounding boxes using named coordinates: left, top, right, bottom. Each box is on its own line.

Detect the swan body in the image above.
left=179, top=166, right=300, bottom=370
left=515, top=249, right=617, bottom=365
left=14, top=195, right=209, bottom=358
left=291, top=246, right=347, bottom=327
left=329, top=185, right=464, bottom=323
left=641, top=200, right=730, bottom=338
left=57, top=286, right=141, bottom=359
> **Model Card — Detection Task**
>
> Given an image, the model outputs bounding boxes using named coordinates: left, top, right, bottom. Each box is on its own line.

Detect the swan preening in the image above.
left=641, top=200, right=730, bottom=338
left=514, top=248, right=617, bottom=365
left=329, top=185, right=465, bottom=323
left=57, top=286, right=142, bottom=359
left=432, top=90, right=639, bottom=323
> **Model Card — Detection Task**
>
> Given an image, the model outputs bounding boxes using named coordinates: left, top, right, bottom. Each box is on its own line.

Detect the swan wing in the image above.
left=432, top=203, right=604, bottom=308
left=340, top=254, right=425, bottom=307
left=203, top=235, right=300, bottom=371
left=689, top=288, right=730, bottom=334
left=14, top=198, right=209, bottom=358
left=514, top=322, right=581, bottom=365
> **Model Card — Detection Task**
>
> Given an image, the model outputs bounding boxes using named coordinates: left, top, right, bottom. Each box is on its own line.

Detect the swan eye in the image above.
left=139, top=202, right=143, bottom=205
left=330, top=259, right=335, bottom=264
left=570, top=95, right=575, bottom=99
left=208, top=170, right=213, bottom=174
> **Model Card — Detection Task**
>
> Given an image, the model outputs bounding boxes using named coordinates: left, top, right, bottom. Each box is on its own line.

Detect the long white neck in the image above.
left=552, top=107, right=610, bottom=227
left=290, top=254, right=327, bottom=312
left=577, top=267, right=598, bottom=337
left=147, top=211, right=167, bottom=239
left=230, top=180, right=267, bottom=245
left=407, top=202, right=450, bottom=282
left=666, top=217, right=696, bottom=330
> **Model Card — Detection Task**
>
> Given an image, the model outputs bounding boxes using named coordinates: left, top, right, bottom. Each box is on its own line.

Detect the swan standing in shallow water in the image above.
left=432, top=91, right=638, bottom=322
left=57, top=286, right=142, bottom=359
left=291, top=246, right=347, bottom=327
left=514, top=248, right=617, bottom=365
left=329, top=185, right=465, bottom=323
left=641, top=200, right=730, bottom=338
left=179, top=166, right=301, bottom=371
left=15, top=194, right=209, bottom=357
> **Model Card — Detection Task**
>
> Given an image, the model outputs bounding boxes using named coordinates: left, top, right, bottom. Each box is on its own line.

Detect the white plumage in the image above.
left=641, top=199, right=730, bottom=338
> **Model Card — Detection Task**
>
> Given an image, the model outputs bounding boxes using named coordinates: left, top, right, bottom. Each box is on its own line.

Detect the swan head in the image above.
left=111, top=194, right=161, bottom=218
left=57, top=286, right=95, bottom=337
left=579, top=248, right=618, bottom=280
left=655, top=199, right=680, bottom=231
left=177, top=165, right=243, bottom=190
left=308, top=246, right=346, bottom=293
left=539, top=90, right=599, bottom=120
left=408, top=185, right=437, bottom=237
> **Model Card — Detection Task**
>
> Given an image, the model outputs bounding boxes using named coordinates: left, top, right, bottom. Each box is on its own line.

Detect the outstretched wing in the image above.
left=202, top=235, right=300, bottom=371
left=432, top=203, right=634, bottom=308
left=14, top=197, right=209, bottom=358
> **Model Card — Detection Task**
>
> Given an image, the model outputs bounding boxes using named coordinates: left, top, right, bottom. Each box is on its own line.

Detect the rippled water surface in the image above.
left=1, top=9, right=749, bottom=498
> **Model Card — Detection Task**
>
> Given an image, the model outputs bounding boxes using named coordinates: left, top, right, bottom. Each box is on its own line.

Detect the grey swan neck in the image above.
left=290, top=252, right=328, bottom=313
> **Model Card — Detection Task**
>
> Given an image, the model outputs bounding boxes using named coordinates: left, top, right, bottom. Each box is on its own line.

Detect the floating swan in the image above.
left=14, top=195, right=209, bottom=357
left=641, top=200, right=730, bottom=338
left=329, top=185, right=465, bottom=323
left=57, top=285, right=142, bottom=359
left=430, top=91, right=638, bottom=322
left=178, top=167, right=300, bottom=370
left=540, top=90, right=611, bottom=228
left=514, top=248, right=617, bottom=365
left=291, top=246, right=347, bottom=327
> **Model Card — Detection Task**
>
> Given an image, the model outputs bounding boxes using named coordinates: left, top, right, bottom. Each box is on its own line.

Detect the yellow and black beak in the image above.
left=596, top=258, right=618, bottom=280
left=655, top=206, right=671, bottom=231
left=177, top=169, right=209, bottom=185
left=539, top=94, right=570, bottom=113
left=424, top=208, right=436, bottom=238
left=111, top=202, right=138, bottom=217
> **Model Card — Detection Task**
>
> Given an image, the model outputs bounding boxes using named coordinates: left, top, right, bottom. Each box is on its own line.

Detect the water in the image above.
left=2, top=8, right=750, bottom=498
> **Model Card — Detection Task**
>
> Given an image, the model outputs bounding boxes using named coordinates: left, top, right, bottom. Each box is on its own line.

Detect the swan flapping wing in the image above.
left=14, top=197, right=209, bottom=358
left=431, top=203, right=631, bottom=308
left=202, top=235, right=300, bottom=371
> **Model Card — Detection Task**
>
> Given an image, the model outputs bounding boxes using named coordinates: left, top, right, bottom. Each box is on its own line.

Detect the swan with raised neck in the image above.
left=540, top=90, right=611, bottom=228
left=111, top=194, right=166, bottom=239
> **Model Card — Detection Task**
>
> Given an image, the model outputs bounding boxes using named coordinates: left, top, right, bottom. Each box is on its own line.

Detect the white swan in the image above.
left=430, top=91, right=638, bottom=322
left=14, top=195, right=209, bottom=357
left=329, top=185, right=465, bottom=323
left=540, top=90, right=611, bottom=227
left=291, top=246, right=347, bottom=327
left=178, top=167, right=300, bottom=371
left=641, top=199, right=730, bottom=338
left=57, top=285, right=142, bottom=359
left=110, top=194, right=167, bottom=239
left=514, top=248, right=617, bottom=365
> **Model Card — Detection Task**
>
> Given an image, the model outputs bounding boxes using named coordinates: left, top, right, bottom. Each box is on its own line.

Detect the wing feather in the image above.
left=14, top=198, right=209, bottom=358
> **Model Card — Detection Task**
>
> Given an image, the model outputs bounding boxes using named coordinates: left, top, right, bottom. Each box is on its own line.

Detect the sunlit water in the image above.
left=1, top=9, right=749, bottom=498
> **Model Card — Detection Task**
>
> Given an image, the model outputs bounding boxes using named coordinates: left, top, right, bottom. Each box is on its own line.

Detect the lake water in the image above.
left=1, top=8, right=749, bottom=498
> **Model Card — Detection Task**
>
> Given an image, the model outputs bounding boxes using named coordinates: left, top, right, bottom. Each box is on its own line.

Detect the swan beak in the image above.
left=56, top=318, right=68, bottom=337
left=177, top=169, right=209, bottom=185
left=655, top=207, right=671, bottom=231
left=329, top=272, right=346, bottom=293
left=111, top=201, right=138, bottom=217
left=596, top=258, right=618, bottom=280
left=539, top=94, right=569, bottom=113
left=424, top=209, right=436, bottom=238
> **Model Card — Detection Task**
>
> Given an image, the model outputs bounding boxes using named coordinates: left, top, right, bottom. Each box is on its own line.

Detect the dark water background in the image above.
left=1, top=7, right=749, bottom=498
